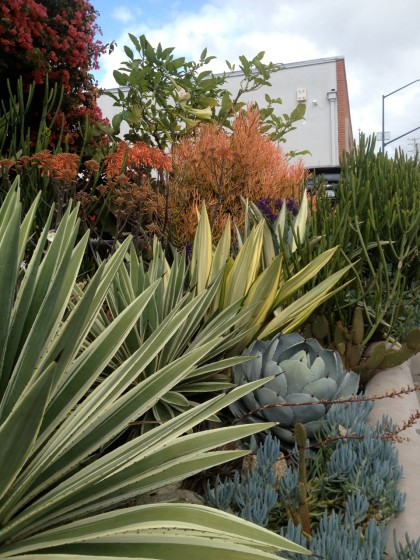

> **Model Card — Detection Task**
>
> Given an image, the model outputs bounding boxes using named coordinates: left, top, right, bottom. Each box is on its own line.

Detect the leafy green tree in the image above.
left=106, top=34, right=306, bottom=151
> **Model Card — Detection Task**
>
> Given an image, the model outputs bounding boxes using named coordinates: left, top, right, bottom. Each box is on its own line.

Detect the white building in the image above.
left=222, top=56, right=353, bottom=173
left=98, top=55, right=353, bottom=177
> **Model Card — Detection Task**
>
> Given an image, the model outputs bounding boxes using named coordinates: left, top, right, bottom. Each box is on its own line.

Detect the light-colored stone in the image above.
left=365, top=357, right=420, bottom=549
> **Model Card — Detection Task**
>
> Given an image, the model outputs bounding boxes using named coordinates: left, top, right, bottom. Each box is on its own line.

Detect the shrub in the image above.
left=0, top=183, right=309, bottom=559
left=0, top=0, right=106, bottom=149
left=169, top=107, right=305, bottom=245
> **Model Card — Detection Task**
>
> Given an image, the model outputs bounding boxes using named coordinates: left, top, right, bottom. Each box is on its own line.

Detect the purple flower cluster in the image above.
left=256, top=197, right=298, bottom=222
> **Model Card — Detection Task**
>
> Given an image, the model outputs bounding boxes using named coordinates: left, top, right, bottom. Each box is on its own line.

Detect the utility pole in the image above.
left=381, top=79, right=420, bottom=152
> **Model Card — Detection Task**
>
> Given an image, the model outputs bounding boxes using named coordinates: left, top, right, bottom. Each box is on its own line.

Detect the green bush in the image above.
left=307, top=134, right=419, bottom=343
left=0, top=183, right=309, bottom=559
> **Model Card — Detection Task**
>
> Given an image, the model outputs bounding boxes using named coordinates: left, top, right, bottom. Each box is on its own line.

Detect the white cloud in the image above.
left=111, top=7, right=137, bottom=24
left=97, top=0, right=420, bottom=154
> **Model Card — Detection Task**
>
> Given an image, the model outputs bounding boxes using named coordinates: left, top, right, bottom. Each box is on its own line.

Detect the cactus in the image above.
left=350, top=306, right=364, bottom=345
left=310, top=314, right=330, bottom=342
left=358, top=327, right=420, bottom=384
left=365, top=341, right=387, bottom=370
left=405, top=327, right=420, bottom=352
left=326, top=308, right=419, bottom=384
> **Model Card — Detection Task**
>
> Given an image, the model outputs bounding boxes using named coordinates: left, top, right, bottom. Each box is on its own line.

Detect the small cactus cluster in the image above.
left=304, top=307, right=420, bottom=385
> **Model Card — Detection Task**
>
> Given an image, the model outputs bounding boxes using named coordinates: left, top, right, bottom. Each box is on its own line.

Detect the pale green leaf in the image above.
left=274, top=246, right=338, bottom=308
left=223, top=222, right=264, bottom=307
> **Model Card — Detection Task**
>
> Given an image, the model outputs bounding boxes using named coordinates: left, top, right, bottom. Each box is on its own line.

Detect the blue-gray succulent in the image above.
left=229, top=333, right=360, bottom=444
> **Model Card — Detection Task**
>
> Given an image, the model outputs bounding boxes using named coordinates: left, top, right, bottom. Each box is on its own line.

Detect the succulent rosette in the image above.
left=229, top=333, right=360, bottom=444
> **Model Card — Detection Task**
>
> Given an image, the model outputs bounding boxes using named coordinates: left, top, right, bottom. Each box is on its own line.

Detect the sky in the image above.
left=92, top=0, right=420, bottom=156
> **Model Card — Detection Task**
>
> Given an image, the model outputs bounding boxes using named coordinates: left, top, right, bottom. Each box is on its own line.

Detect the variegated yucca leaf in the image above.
left=0, top=185, right=309, bottom=558
left=188, top=201, right=351, bottom=350
left=83, top=239, right=256, bottom=433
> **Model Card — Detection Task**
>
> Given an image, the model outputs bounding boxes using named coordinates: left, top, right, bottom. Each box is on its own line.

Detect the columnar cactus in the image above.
left=229, top=333, right=360, bottom=445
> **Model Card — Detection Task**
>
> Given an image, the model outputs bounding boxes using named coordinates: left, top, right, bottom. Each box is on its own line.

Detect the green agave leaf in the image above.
left=162, top=250, right=186, bottom=317
left=0, top=548, right=140, bottom=560
left=222, top=221, right=264, bottom=308
left=242, top=254, right=282, bottom=329
left=1, top=205, right=54, bottom=390
left=0, top=360, right=56, bottom=503
left=176, top=381, right=234, bottom=392
left=6, top=298, right=207, bottom=516
left=275, top=197, right=287, bottom=241
left=0, top=382, right=274, bottom=541
left=290, top=192, right=308, bottom=253
left=281, top=281, right=353, bottom=334
left=39, top=277, right=159, bottom=444
left=18, top=191, right=41, bottom=266
left=260, top=265, right=353, bottom=339
left=11, top=446, right=260, bottom=541
left=0, top=230, right=89, bottom=420
left=43, top=237, right=134, bottom=397
left=183, top=355, right=254, bottom=380
left=208, top=217, right=230, bottom=286
left=0, top=189, right=21, bottom=391
left=160, top=391, right=190, bottom=407
left=0, top=180, right=20, bottom=235
left=190, top=202, right=212, bottom=294
left=261, top=220, right=276, bottom=268
left=158, top=270, right=224, bottom=367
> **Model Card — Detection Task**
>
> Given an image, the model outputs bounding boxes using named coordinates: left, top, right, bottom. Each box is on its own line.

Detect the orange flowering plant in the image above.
left=0, top=139, right=172, bottom=256
left=168, top=106, right=305, bottom=245
left=93, top=141, right=171, bottom=253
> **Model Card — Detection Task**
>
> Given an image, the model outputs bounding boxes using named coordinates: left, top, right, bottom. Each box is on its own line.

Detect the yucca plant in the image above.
left=79, top=237, right=256, bottom=432
left=0, top=181, right=309, bottom=559
left=190, top=199, right=353, bottom=349
left=83, top=195, right=351, bottom=431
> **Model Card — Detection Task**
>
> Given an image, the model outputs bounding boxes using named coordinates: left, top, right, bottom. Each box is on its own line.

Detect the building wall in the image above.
left=97, top=56, right=353, bottom=170
left=221, top=57, right=347, bottom=169
left=336, top=58, right=354, bottom=156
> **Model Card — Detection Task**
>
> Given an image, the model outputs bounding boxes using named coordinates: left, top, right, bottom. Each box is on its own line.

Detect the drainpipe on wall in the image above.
left=327, top=89, right=338, bottom=166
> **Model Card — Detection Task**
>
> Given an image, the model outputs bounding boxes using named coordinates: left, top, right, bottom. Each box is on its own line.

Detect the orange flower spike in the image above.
left=84, top=159, right=100, bottom=173
left=0, top=159, right=15, bottom=171
left=105, top=142, right=129, bottom=178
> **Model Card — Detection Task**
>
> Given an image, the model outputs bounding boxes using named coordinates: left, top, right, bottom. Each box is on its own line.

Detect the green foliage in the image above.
left=80, top=238, right=256, bottom=433
left=207, top=399, right=408, bottom=559
left=0, top=184, right=309, bottom=559
left=83, top=200, right=351, bottom=430
left=0, top=77, right=64, bottom=158
left=191, top=201, right=352, bottom=350
left=0, top=77, right=111, bottom=231
left=304, top=307, right=420, bottom=385
left=106, top=34, right=305, bottom=150
left=305, top=134, right=419, bottom=345
left=107, top=34, right=226, bottom=149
